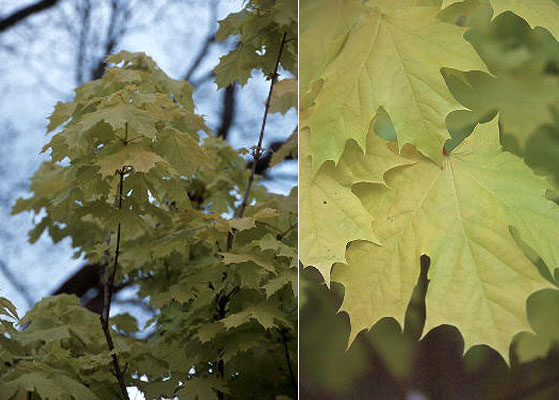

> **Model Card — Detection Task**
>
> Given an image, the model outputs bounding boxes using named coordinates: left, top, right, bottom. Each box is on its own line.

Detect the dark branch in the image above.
left=0, top=0, right=59, bottom=33
left=184, top=34, right=215, bottom=81
left=216, top=85, right=236, bottom=140
left=91, top=0, right=125, bottom=80
left=236, top=32, right=288, bottom=220
left=98, top=127, right=129, bottom=399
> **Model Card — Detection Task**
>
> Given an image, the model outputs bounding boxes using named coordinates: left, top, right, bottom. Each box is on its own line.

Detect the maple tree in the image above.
left=0, top=1, right=297, bottom=399
left=300, top=0, right=559, bottom=375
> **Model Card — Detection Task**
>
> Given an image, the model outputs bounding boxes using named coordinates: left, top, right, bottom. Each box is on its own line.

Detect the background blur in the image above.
left=0, top=0, right=297, bottom=328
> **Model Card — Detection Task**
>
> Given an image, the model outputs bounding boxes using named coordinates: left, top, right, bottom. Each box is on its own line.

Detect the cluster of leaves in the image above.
left=213, top=0, right=297, bottom=88
left=0, top=0, right=298, bottom=397
left=300, top=0, right=559, bottom=361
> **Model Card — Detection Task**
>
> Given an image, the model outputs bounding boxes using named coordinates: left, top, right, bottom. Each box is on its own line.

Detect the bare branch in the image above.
left=217, top=85, right=236, bottom=140
left=184, top=35, right=215, bottom=81
left=236, top=32, right=288, bottom=220
left=0, top=0, right=60, bottom=33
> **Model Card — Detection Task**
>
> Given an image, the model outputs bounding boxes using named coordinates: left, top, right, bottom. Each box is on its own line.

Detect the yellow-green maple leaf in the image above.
left=443, top=0, right=559, bottom=39
left=220, top=304, right=292, bottom=330
left=270, top=78, right=297, bottom=114
left=154, top=128, right=213, bottom=175
left=303, top=0, right=487, bottom=172
left=333, top=118, right=557, bottom=358
left=299, top=126, right=410, bottom=283
left=444, top=68, right=559, bottom=150
left=300, top=0, right=365, bottom=95
left=95, top=143, right=168, bottom=177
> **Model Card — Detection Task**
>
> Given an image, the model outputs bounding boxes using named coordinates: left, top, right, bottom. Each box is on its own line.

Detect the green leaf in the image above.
left=303, top=0, right=487, bottom=172
left=513, top=288, right=559, bottom=362
left=95, top=142, right=168, bottom=177
left=332, top=118, right=556, bottom=358
left=270, top=129, right=297, bottom=167
left=0, top=297, right=18, bottom=320
left=47, top=102, right=76, bottom=132
left=299, top=126, right=410, bottom=282
left=270, top=78, right=297, bottom=114
left=154, top=129, right=213, bottom=176
left=175, top=377, right=228, bottom=400
left=220, top=304, right=291, bottom=330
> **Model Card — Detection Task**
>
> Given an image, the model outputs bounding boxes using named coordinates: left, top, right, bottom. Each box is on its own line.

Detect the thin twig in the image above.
left=99, top=124, right=130, bottom=400
left=226, top=31, right=288, bottom=250
left=184, top=34, right=215, bottom=81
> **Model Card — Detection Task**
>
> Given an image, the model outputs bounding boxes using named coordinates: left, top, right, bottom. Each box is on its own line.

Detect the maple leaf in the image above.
left=175, top=377, right=229, bottom=400
left=443, top=0, right=559, bottom=39
left=47, top=101, right=76, bottom=132
left=270, top=129, right=298, bottom=167
left=220, top=304, right=292, bottom=330
left=270, top=78, right=297, bottom=114
left=303, top=0, right=487, bottom=172
left=94, top=142, right=168, bottom=178
left=513, top=288, right=559, bottom=363
left=332, top=118, right=557, bottom=358
left=154, top=128, right=213, bottom=176
left=444, top=68, right=559, bottom=149
left=299, top=126, right=410, bottom=283
left=300, top=0, right=365, bottom=95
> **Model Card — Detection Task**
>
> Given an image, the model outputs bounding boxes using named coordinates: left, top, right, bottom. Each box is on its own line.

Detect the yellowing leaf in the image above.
left=95, top=143, right=167, bottom=177
left=303, top=0, right=487, bottom=172
left=270, top=129, right=298, bottom=167
left=220, top=304, right=292, bottom=330
left=443, top=67, right=559, bottom=150
left=491, top=0, right=559, bottom=39
left=333, top=118, right=556, bottom=358
left=154, top=129, right=213, bottom=176
left=221, top=252, right=276, bottom=273
left=228, top=218, right=257, bottom=231
left=442, top=0, right=559, bottom=38
left=252, top=207, right=281, bottom=220
left=263, top=268, right=298, bottom=298
left=299, top=127, right=410, bottom=283
left=300, top=0, right=365, bottom=95
left=47, top=102, right=75, bottom=132
left=270, top=78, right=297, bottom=114
left=175, top=377, right=228, bottom=400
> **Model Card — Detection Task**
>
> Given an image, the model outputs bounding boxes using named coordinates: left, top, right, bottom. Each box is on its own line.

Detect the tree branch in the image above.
left=0, top=0, right=59, bottom=33
left=238, top=31, right=288, bottom=217
left=99, top=124, right=130, bottom=399
left=184, top=34, right=215, bottom=81
left=217, top=85, right=237, bottom=140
